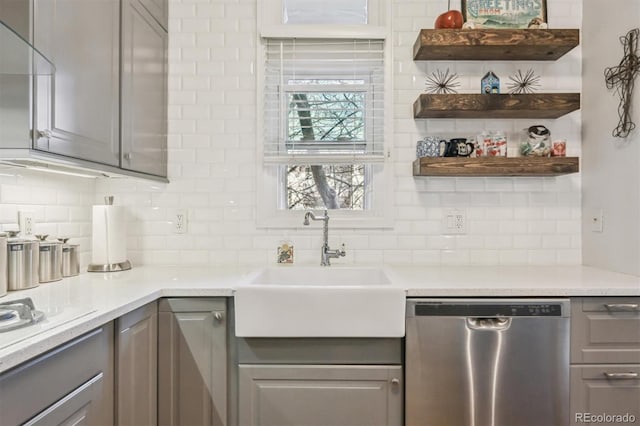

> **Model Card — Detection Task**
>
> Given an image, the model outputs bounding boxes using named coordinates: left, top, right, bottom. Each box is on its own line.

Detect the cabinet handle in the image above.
left=603, top=372, right=639, bottom=379
left=124, top=152, right=133, bottom=161
left=390, top=378, right=400, bottom=386
left=604, top=303, right=639, bottom=312
left=213, top=312, right=224, bottom=322
left=36, top=129, right=52, bottom=139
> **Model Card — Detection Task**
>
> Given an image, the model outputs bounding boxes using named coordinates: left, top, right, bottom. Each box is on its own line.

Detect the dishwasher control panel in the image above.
left=414, top=303, right=564, bottom=317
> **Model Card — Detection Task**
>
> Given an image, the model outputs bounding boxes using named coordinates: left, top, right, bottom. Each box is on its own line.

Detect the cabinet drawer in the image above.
left=570, top=365, right=640, bottom=426
left=571, top=297, right=640, bottom=364
left=0, top=324, right=114, bottom=426
left=239, top=364, right=403, bottom=426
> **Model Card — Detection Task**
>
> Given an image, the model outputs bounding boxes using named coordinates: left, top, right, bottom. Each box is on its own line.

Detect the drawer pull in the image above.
left=603, top=372, right=639, bottom=379
left=604, top=303, right=639, bottom=312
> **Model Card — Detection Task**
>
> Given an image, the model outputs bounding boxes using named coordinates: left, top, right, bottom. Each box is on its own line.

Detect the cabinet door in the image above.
left=116, top=302, right=158, bottom=426
left=239, top=364, right=403, bottom=426
left=33, top=0, right=120, bottom=166
left=158, top=300, right=227, bottom=426
left=570, top=365, right=640, bottom=425
left=24, top=373, right=106, bottom=426
left=571, top=297, right=640, bottom=363
left=139, top=0, right=167, bottom=30
left=121, top=0, right=167, bottom=177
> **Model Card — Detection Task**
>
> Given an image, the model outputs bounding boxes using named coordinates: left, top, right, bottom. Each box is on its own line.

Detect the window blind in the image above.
left=263, top=38, right=385, bottom=163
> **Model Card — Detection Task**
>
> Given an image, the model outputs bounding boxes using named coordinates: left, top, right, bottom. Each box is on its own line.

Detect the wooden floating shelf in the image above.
left=413, top=93, right=581, bottom=119
left=413, top=29, right=580, bottom=61
left=413, top=156, right=580, bottom=177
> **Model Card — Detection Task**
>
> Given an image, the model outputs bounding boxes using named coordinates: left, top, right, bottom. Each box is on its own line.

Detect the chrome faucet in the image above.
left=303, top=210, right=346, bottom=266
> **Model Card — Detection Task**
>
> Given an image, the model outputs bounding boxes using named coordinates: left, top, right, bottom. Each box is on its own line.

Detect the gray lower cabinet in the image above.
left=33, top=0, right=120, bottom=166
left=121, top=0, right=168, bottom=177
left=0, top=324, right=114, bottom=426
left=570, top=297, right=640, bottom=425
left=116, top=301, right=158, bottom=426
left=158, top=298, right=228, bottom=426
left=238, top=364, right=403, bottom=426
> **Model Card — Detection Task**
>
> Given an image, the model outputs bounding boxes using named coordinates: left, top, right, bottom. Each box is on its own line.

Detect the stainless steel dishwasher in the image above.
left=405, top=298, right=570, bottom=426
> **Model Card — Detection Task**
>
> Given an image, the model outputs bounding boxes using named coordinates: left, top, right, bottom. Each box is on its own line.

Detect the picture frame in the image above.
left=461, top=0, right=547, bottom=29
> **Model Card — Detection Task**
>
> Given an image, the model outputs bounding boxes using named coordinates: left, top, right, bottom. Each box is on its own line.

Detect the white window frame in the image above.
left=258, top=0, right=387, bottom=39
left=256, top=2, right=393, bottom=229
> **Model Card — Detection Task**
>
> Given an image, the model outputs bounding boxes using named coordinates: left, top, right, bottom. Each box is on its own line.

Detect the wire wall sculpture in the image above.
left=507, top=69, right=541, bottom=94
left=604, top=28, right=640, bottom=138
left=425, top=69, right=460, bottom=94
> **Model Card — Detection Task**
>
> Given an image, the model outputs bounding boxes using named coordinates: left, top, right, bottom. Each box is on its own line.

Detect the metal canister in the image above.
left=36, top=235, right=63, bottom=283
left=7, top=232, right=39, bottom=290
left=58, top=238, right=80, bottom=277
left=0, top=233, right=7, bottom=297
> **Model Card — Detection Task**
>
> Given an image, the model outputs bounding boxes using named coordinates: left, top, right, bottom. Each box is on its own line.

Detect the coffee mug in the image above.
left=416, top=136, right=442, bottom=158
left=440, top=138, right=475, bottom=157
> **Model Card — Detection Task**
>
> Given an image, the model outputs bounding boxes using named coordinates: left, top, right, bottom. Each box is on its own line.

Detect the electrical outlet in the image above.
left=174, top=209, right=187, bottom=234
left=18, top=211, right=34, bottom=236
left=443, top=209, right=466, bottom=235
left=589, top=209, right=604, bottom=233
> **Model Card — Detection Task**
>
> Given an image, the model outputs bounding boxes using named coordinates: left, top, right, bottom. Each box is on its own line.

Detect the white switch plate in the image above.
left=589, top=209, right=604, bottom=233
left=18, top=211, right=34, bottom=236
left=173, top=209, right=188, bottom=234
left=443, top=209, right=466, bottom=234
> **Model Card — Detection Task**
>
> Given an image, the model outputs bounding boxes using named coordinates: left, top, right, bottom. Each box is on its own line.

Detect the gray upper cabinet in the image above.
left=116, top=302, right=158, bottom=426
left=33, top=0, right=120, bottom=166
left=121, top=0, right=168, bottom=177
left=139, top=0, right=167, bottom=30
left=158, top=298, right=228, bottom=426
left=239, top=364, right=403, bottom=426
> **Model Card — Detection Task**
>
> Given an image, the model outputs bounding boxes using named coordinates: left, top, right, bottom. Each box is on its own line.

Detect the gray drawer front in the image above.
left=571, top=297, right=640, bottom=364
left=0, top=324, right=113, bottom=426
left=238, top=338, right=402, bottom=365
left=159, top=297, right=226, bottom=313
left=570, top=365, right=640, bottom=426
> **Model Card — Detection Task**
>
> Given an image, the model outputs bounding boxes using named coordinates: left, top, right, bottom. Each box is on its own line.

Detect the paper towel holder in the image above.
left=87, top=195, right=132, bottom=273
left=87, top=260, right=131, bottom=272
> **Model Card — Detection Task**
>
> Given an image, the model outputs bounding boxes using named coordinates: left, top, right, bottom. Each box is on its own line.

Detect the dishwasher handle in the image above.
left=466, top=317, right=512, bottom=331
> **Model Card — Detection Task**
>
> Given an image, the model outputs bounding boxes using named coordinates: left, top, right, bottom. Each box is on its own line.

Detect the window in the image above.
left=258, top=38, right=392, bottom=228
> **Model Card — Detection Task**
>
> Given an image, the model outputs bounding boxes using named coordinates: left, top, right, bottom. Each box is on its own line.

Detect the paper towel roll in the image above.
left=91, top=205, right=128, bottom=265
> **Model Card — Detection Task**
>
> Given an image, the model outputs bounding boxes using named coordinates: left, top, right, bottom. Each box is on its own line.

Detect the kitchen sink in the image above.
left=234, top=266, right=405, bottom=338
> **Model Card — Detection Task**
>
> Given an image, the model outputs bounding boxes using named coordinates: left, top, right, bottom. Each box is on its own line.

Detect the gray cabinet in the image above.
left=33, top=0, right=120, bottom=166
left=570, top=297, right=640, bottom=425
left=570, top=365, right=640, bottom=425
left=116, top=302, right=158, bottom=426
left=121, top=0, right=167, bottom=177
left=158, top=298, right=228, bottom=426
left=139, top=0, right=167, bottom=30
left=238, top=364, right=403, bottom=426
left=0, top=324, right=114, bottom=426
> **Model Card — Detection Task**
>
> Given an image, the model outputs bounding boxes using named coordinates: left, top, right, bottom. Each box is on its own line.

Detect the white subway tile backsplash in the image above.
left=84, top=0, right=587, bottom=267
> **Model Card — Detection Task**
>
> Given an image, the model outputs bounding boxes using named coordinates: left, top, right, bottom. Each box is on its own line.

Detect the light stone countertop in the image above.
left=0, top=264, right=638, bottom=374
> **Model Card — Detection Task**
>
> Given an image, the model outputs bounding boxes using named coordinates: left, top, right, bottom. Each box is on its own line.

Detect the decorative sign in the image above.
left=462, top=0, right=547, bottom=29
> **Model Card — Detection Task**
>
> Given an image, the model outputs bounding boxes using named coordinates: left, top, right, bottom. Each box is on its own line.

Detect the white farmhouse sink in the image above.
left=234, top=267, right=405, bottom=338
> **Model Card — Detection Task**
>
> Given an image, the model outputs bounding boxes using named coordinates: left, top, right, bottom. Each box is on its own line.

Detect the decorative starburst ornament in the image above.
left=425, top=69, right=460, bottom=94
left=507, top=69, right=541, bottom=94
